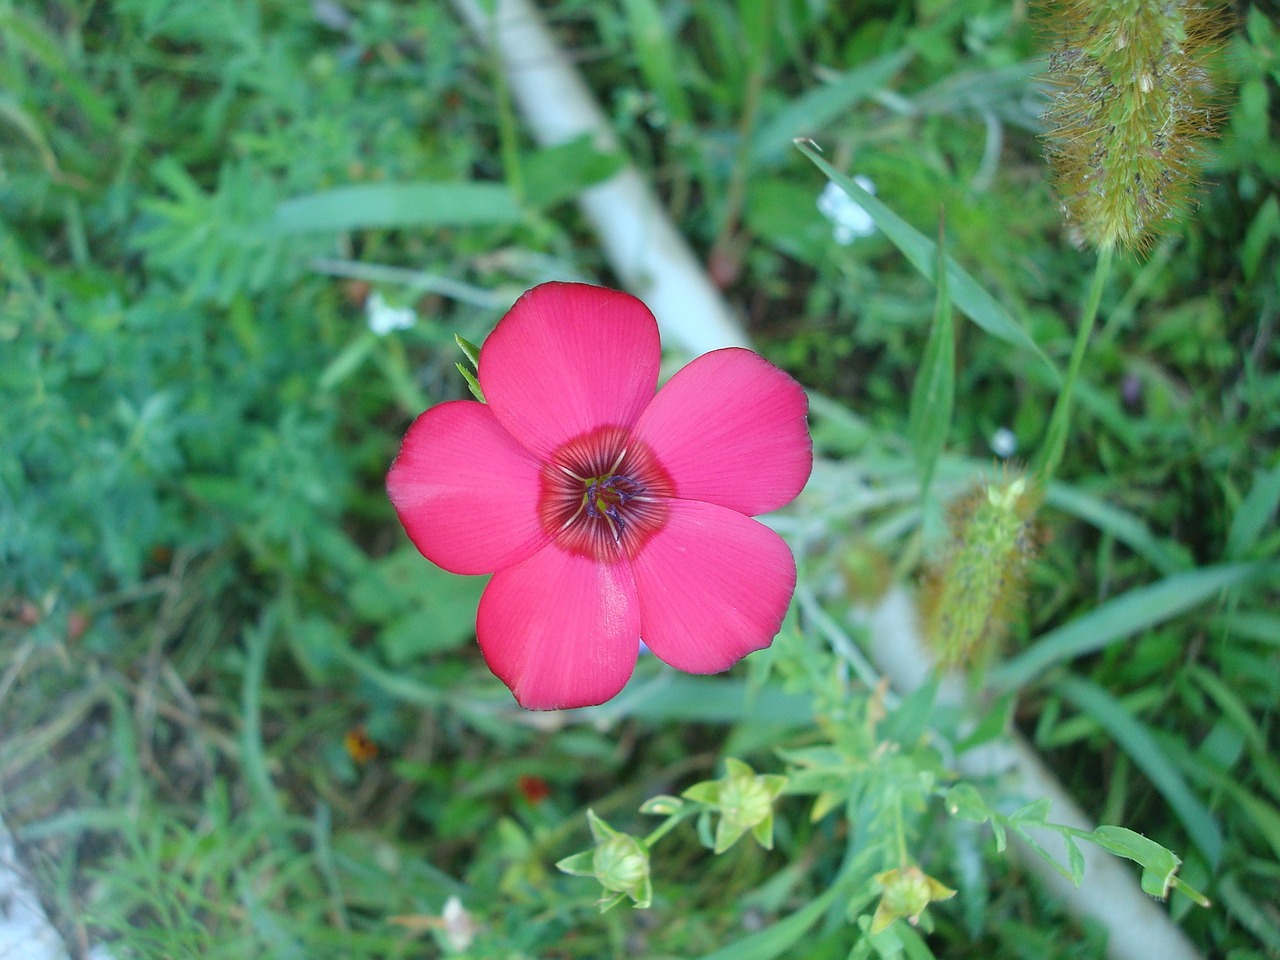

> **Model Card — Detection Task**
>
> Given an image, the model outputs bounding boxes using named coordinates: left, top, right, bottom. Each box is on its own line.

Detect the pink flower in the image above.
left=386, top=282, right=812, bottom=710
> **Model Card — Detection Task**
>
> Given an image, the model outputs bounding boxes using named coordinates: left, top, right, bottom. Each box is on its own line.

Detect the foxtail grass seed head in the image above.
left=921, top=476, right=1040, bottom=669
left=1042, top=0, right=1229, bottom=252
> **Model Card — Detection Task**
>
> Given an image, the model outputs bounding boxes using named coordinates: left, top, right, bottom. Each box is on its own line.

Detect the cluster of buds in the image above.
left=556, top=759, right=787, bottom=910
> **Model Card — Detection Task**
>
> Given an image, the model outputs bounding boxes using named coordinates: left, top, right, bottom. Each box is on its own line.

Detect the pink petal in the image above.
left=477, top=546, right=640, bottom=709
left=633, top=348, right=812, bottom=516
left=387, top=400, right=549, bottom=576
left=631, top=499, right=796, bottom=673
left=479, top=283, right=661, bottom=459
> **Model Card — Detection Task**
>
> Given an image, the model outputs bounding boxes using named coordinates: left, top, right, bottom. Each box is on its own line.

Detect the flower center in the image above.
left=538, top=425, right=674, bottom=562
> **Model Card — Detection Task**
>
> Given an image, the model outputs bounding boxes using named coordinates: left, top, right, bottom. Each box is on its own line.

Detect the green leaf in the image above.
left=751, top=52, right=912, bottom=163
left=1225, top=461, right=1280, bottom=560
left=1056, top=677, right=1224, bottom=867
left=877, top=673, right=939, bottom=746
left=555, top=850, right=596, bottom=876
left=273, top=182, right=521, bottom=233
left=1044, top=482, right=1191, bottom=575
left=456, top=362, right=486, bottom=402
left=1089, top=826, right=1183, bottom=898
left=455, top=334, right=481, bottom=368
left=907, top=217, right=955, bottom=500
left=794, top=140, right=1057, bottom=380
left=694, top=883, right=840, bottom=960
left=639, top=795, right=684, bottom=816
left=992, top=562, right=1271, bottom=690
left=523, top=135, right=625, bottom=208
left=1218, top=873, right=1280, bottom=949
left=944, top=783, right=990, bottom=823
left=621, top=0, right=693, bottom=125
left=1008, top=797, right=1052, bottom=824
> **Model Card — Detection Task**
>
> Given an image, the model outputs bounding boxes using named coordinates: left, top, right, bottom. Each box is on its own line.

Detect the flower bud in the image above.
left=870, top=865, right=956, bottom=933
left=556, top=810, right=652, bottom=910
left=683, top=758, right=788, bottom=854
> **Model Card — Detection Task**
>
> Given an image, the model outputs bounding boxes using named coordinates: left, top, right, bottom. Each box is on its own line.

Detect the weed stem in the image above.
left=1034, top=244, right=1114, bottom=483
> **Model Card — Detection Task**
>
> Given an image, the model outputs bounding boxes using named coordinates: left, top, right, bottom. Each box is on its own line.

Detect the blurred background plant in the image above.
left=1, top=0, right=1277, bottom=957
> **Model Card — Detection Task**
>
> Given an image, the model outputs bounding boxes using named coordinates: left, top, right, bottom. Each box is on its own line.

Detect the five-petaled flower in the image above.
left=386, top=282, right=812, bottom=710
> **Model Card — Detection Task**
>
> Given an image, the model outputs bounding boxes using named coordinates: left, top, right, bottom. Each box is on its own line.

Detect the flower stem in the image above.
left=1034, top=244, right=1114, bottom=484
left=643, top=807, right=698, bottom=848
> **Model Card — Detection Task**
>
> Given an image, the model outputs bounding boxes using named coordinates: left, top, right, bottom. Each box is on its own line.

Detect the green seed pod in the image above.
left=1042, top=0, right=1229, bottom=252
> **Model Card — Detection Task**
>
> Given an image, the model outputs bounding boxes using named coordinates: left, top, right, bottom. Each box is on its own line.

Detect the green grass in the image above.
left=2, top=0, right=1278, bottom=958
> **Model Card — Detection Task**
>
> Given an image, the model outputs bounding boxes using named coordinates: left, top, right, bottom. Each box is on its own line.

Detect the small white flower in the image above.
left=366, top=291, right=416, bottom=336
left=990, top=427, right=1018, bottom=458
left=441, top=896, right=478, bottom=952
left=817, top=177, right=877, bottom=245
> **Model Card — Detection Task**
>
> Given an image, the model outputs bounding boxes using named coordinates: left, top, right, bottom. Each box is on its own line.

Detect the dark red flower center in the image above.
left=538, top=425, right=674, bottom=562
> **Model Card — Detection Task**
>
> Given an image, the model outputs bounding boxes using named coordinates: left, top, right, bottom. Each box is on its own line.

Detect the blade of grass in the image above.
left=695, top=882, right=841, bottom=960
left=273, top=182, right=521, bottom=233
left=622, top=0, right=693, bottom=126
left=1225, top=461, right=1280, bottom=560
left=751, top=52, right=911, bottom=163
left=1054, top=675, right=1224, bottom=867
left=907, top=214, right=955, bottom=506
left=794, top=140, right=1057, bottom=381
left=991, top=561, right=1271, bottom=691
left=1044, top=482, right=1191, bottom=576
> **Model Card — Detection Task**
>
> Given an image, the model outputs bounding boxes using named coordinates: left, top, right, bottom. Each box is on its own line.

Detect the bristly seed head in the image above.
left=1040, top=0, right=1230, bottom=253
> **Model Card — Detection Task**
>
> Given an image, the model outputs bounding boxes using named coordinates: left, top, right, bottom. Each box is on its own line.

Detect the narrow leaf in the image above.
left=274, top=182, right=521, bottom=233
left=908, top=216, right=955, bottom=500
left=992, top=562, right=1269, bottom=691
left=795, top=140, right=1057, bottom=380
left=1226, top=461, right=1280, bottom=560
left=695, top=884, right=840, bottom=960
left=752, top=52, right=911, bottom=163
left=1056, top=676, right=1224, bottom=866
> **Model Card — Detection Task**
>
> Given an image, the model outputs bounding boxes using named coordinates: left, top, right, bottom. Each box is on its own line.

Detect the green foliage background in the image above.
left=1, top=0, right=1277, bottom=957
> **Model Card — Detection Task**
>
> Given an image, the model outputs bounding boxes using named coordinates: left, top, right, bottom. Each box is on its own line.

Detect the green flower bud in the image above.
left=556, top=810, right=652, bottom=911
left=870, top=865, right=957, bottom=934
left=683, top=758, right=788, bottom=854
